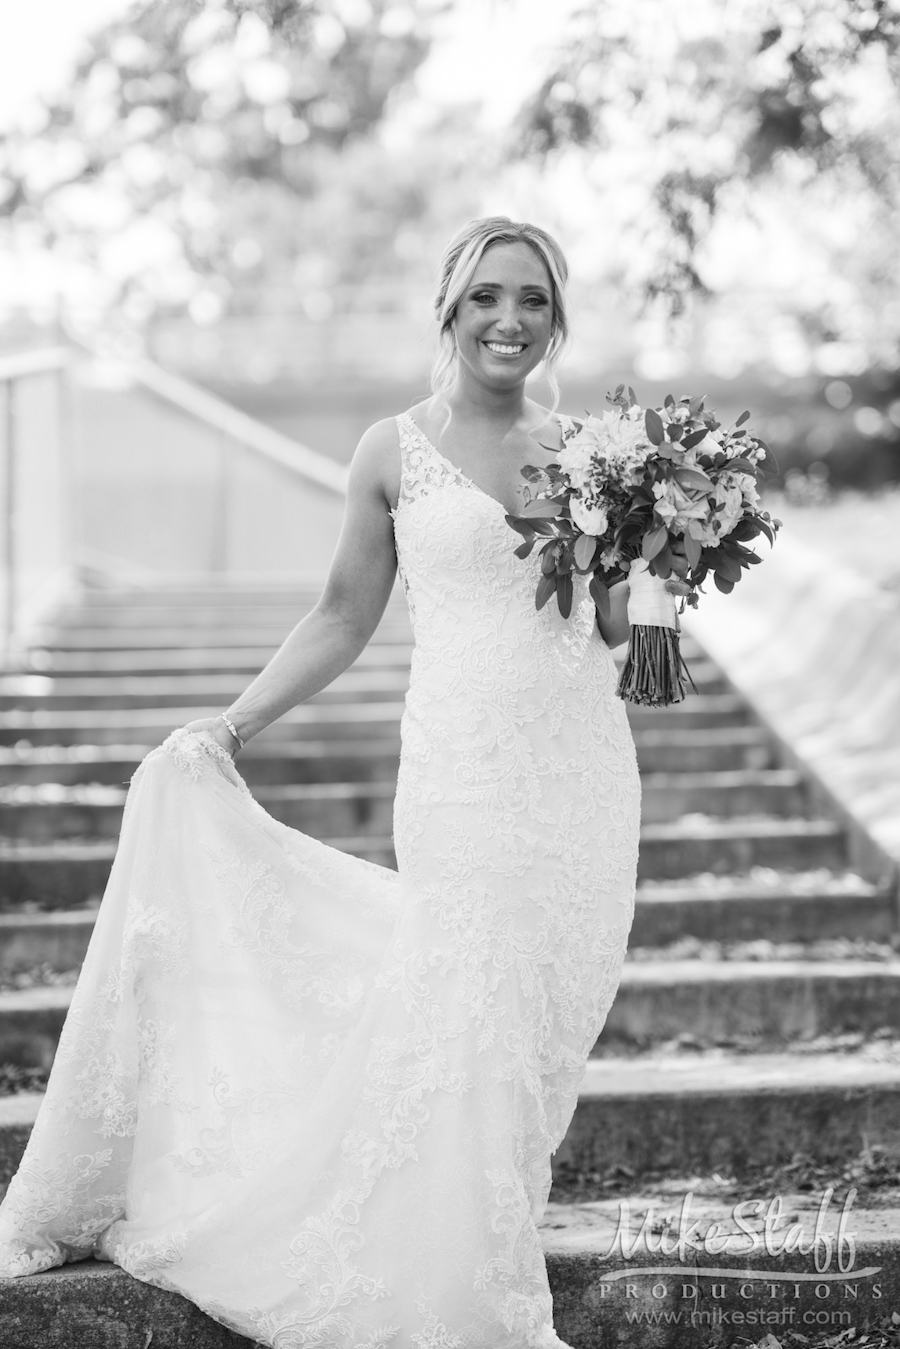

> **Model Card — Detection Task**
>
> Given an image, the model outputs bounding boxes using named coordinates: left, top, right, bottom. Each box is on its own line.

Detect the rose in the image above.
left=652, top=480, right=710, bottom=532
left=569, top=493, right=609, bottom=536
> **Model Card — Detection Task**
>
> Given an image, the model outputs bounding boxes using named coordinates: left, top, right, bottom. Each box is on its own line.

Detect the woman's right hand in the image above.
left=181, top=717, right=239, bottom=756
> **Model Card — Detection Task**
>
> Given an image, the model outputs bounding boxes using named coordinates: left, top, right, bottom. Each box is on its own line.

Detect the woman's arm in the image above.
left=596, top=580, right=631, bottom=649
left=185, top=419, right=400, bottom=753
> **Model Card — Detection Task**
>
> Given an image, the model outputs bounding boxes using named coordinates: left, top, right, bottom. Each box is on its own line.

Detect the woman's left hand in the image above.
left=181, top=717, right=239, bottom=756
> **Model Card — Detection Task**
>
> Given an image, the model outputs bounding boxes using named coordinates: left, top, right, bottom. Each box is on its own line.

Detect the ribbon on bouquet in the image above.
left=616, top=559, right=695, bottom=707
left=625, top=559, right=679, bottom=629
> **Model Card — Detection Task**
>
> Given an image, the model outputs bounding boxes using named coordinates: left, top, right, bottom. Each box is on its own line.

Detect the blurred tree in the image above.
left=0, top=0, right=438, bottom=331
left=516, top=0, right=900, bottom=344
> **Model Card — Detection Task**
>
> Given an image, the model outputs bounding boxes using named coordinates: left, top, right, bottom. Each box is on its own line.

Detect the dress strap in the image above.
left=394, top=411, right=466, bottom=510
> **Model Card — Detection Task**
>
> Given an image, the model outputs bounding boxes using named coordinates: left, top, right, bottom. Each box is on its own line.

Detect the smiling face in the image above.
left=452, top=241, right=554, bottom=391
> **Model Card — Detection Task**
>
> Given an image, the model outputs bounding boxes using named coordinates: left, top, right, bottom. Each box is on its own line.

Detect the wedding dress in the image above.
left=0, top=411, right=641, bottom=1349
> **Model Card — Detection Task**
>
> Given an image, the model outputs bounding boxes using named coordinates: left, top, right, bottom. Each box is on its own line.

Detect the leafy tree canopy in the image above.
left=0, top=0, right=436, bottom=328
left=515, top=0, right=900, bottom=356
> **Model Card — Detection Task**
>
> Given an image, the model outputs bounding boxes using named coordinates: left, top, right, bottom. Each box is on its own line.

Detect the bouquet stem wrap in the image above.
left=617, top=560, right=693, bottom=707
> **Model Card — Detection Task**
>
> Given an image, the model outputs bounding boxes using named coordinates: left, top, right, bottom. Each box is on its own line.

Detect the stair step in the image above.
left=3, top=1050, right=900, bottom=1187
left=18, top=642, right=415, bottom=677
left=0, top=912, right=96, bottom=975
left=32, top=625, right=415, bottom=652
left=631, top=874, right=893, bottom=943
left=0, top=696, right=751, bottom=747
left=542, top=1195, right=896, bottom=1340
left=7, top=961, right=900, bottom=1069
left=638, top=818, right=846, bottom=879
left=600, top=960, right=900, bottom=1049
left=0, top=739, right=402, bottom=787
left=0, top=818, right=847, bottom=911
left=0, top=773, right=808, bottom=841
left=0, top=872, right=884, bottom=975
left=0, top=730, right=777, bottom=788
left=0, top=702, right=407, bottom=746
left=0, top=669, right=414, bottom=710
left=71, top=586, right=333, bottom=606
left=0, top=833, right=400, bottom=910
left=559, top=1051, right=900, bottom=1176
left=633, top=726, right=774, bottom=773
left=640, top=769, right=806, bottom=821
left=49, top=605, right=410, bottom=630
left=0, top=987, right=71, bottom=1067
left=0, top=780, right=398, bottom=841
left=0, top=1206, right=895, bottom=1347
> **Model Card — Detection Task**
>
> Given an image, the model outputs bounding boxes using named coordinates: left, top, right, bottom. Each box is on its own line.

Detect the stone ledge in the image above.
left=2, top=1206, right=899, bottom=1349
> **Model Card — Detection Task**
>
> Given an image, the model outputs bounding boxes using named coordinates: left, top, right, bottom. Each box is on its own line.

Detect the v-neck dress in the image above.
left=0, top=406, right=641, bottom=1349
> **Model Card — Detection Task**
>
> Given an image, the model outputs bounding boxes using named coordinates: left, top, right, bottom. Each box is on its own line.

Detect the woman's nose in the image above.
left=495, top=304, right=523, bottom=334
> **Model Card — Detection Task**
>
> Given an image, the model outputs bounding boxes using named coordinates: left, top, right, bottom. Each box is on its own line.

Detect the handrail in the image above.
left=0, top=347, right=69, bottom=381
left=128, top=358, right=349, bottom=496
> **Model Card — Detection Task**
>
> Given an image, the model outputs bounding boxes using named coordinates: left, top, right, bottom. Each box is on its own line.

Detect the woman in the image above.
left=0, top=218, right=672, bottom=1347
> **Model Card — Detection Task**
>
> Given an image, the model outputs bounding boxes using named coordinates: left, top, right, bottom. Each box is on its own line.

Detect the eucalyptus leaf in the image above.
left=556, top=573, right=573, bottom=619
left=645, top=407, right=665, bottom=446
left=589, top=574, right=611, bottom=620
left=642, top=525, right=669, bottom=560
left=535, top=573, right=557, bottom=610
left=715, top=553, right=742, bottom=583
left=573, top=533, right=598, bottom=571
left=681, top=429, right=708, bottom=451
left=522, top=500, right=563, bottom=519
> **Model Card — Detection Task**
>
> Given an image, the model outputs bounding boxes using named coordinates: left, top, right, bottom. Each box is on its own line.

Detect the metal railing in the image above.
left=0, top=347, right=70, bottom=656
left=0, top=344, right=351, bottom=656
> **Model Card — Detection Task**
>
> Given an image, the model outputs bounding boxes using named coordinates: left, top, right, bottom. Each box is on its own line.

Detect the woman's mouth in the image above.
left=484, top=342, right=527, bottom=357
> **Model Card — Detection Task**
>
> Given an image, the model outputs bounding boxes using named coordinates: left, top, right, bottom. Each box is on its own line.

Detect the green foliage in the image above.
left=515, top=0, right=900, bottom=315
left=505, top=387, right=782, bottom=632
left=0, top=0, right=436, bottom=325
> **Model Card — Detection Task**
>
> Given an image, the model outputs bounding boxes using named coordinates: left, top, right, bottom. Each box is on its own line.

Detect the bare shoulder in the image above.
left=526, top=398, right=576, bottom=450
left=352, top=416, right=400, bottom=465
left=348, top=416, right=401, bottom=510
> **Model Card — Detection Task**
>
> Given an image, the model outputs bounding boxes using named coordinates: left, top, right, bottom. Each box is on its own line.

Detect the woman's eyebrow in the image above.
left=468, top=282, right=550, bottom=293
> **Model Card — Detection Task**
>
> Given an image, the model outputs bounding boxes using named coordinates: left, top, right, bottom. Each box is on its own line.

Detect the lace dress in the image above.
left=0, top=411, right=641, bottom=1349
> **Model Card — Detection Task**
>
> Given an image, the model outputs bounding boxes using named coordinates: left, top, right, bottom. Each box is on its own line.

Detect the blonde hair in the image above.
left=430, top=216, right=570, bottom=416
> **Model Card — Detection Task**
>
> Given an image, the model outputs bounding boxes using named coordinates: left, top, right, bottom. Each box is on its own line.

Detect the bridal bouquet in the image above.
left=505, top=385, right=781, bottom=706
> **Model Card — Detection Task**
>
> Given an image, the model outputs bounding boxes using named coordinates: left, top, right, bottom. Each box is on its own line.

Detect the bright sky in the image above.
left=0, top=0, right=576, bottom=129
left=0, top=0, right=134, bottom=128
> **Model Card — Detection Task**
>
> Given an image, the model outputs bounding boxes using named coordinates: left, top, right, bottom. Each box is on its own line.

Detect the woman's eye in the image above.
left=473, top=293, right=496, bottom=305
left=524, top=295, right=548, bottom=307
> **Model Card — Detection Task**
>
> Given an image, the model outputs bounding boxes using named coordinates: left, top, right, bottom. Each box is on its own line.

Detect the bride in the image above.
left=0, top=217, right=673, bottom=1348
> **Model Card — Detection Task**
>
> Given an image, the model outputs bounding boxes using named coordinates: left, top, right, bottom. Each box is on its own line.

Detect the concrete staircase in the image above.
left=1, top=583, right=899, bottom=1346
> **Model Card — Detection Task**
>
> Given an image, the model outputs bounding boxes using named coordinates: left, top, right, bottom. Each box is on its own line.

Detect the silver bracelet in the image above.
left=218, top=712, right=244, bottom=750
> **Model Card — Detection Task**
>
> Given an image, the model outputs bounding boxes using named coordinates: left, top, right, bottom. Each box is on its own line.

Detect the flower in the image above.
left=651, top=479, right=709, bottom=531
left=560, top=408, right=650, bottom=494
left=569, top=494, right=609, bottom=536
